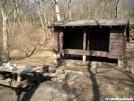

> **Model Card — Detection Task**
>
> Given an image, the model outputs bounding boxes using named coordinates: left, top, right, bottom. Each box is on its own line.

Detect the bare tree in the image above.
left=0, top=0, right=21, bottom=62
left=53, top=0, right=61, bottom=21
left=104, top=0, right=111, bottom=18
left=115, top=0, right=120, bottom=19
left=38, top=0, right=48, bottom=43
left=65, top=0, right=72, bottom=20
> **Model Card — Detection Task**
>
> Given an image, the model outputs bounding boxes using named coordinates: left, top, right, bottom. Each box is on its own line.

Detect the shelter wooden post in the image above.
left=83, top=28, right=86, bottom=64
left=60, top=53, right=65, bottom=60
left=126, top=22, right=129, bottom=41
left=83, top=55, right=86, bottom=64
left=117, top=59, right=124, bottom=67
left=54, top=54, right=57, bottom=63
left=87, top=31, right=90, bottom=50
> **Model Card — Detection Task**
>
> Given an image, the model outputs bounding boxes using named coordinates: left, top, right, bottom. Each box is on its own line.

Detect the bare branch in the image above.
left=24, top=0, right=44, bottom=9
left=7, top=0, right=22, bottom=16
left=1, top=0, right=7, bottom=5
left=7, top=6, right=15, bottom=16
left=53, top=0, right=58, bottom=4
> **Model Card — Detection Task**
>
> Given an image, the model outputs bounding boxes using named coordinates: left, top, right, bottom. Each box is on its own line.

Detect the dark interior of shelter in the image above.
left=63, top=26, right=110, bottom=52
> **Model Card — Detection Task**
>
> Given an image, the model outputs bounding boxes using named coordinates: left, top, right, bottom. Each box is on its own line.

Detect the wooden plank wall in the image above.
left=87, top=27, right=110, bottom=52
left=108, top=28, right=126, bottom=59
left=53, top=28, right=63, bottom=53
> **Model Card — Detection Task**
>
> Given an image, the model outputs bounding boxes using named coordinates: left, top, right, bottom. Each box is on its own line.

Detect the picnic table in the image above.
left=0, top=65, right=46, bottom=88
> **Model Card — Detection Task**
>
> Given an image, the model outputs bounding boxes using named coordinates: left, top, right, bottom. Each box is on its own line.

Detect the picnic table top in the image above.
left=0, top=65, right=45, bottom=74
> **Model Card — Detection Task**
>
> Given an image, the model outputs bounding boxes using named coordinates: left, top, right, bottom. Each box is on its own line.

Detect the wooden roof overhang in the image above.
left=49, top=19, right=129, bottom=41
left=48, top=19, right=129, bottom=28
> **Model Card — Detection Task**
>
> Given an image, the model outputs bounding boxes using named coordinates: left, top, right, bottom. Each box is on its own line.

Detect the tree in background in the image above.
left=53, top=0, right=61, bottom=21
left=0, top=0, right=21, bottom=62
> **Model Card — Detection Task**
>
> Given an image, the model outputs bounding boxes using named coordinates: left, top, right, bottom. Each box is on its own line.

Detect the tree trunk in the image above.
left=66, top=0, right=71, bottom=20
left=53, top=0, right=61, bottom=21
left=17, top=17, right=25, bottom=34
left=2, top=16, right=9, bottom=62
left=104, top=0, right=111, bottom=18
left=0, top=0, right=21, bottom=62
left=38, top=12, right=47, bottom=42
left=115, top=0, right=120, bottom=19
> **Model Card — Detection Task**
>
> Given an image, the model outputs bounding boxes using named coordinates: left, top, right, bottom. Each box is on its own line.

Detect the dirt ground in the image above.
left=0, top=45, right=134, bottom=101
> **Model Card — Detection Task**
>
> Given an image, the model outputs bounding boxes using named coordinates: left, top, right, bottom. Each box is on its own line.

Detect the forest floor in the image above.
left=0, top=43, right=134, bottom=101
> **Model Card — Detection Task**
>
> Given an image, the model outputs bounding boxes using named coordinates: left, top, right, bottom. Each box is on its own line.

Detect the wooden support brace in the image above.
left=83, top=55, right=86, bottom=64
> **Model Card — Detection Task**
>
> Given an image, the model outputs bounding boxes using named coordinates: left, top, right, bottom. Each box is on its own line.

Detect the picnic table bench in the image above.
left=0, top=65, right=47, bottom=88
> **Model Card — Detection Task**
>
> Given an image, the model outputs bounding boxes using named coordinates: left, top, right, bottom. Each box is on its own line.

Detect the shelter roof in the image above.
left=49, top=19, right=129, bottom=27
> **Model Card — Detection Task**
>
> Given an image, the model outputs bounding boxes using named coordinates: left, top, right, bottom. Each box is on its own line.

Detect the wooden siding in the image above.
left=108, top=28, right=126, bottom=59
left=62, top=49, right=108, bottom=57
left=87, top=27, right=110, bottom=52
left=53, top=28, right=63, bottom=53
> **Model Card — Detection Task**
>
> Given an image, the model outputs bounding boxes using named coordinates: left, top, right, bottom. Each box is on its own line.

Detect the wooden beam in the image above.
left=83, top=28, right=87, bottom=64
left=62, top=49, right=108, bottom=57
left=126, top=22, right=130, bottom=41
left=87, top=30, right=90, bottom=50
left=83, top=28, right=86, bottom=51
